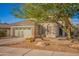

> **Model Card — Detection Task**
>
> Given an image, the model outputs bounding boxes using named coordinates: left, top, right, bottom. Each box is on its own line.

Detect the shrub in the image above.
left=25, top=37, right=34, bottom=42
left=0, top=31, right=6, bottom=37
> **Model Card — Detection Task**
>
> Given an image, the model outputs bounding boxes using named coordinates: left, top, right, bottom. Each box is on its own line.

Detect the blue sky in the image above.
left=0, top=3, right=79, bottom=24
left=72, top=12, right=79, bottom=24
left=0, top=3, right=25, bottom=24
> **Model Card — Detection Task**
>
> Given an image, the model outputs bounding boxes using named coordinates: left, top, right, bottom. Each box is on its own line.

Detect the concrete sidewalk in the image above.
left=0, top=38, right=25, bottom=46
left=0, top=46, right=78, bottom=56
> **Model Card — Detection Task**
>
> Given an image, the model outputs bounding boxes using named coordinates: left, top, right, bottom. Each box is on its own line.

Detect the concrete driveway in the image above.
left=0, top=38, right=25, bottom=46
left=0, top=46, right=78, bottom=56
left=0, top=38, right=79, bottom=56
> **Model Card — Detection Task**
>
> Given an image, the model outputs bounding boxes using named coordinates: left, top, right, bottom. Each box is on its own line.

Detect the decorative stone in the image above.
left=69, top=44, right=79, bottom=49
left=35, top=42, right=46, bottom=47
left=35, top=38, right=43, bottom=42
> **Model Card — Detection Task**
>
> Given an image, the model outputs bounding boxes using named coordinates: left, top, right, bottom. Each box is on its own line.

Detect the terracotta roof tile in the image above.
left=14, top=19, right=35, bottom=26
left=0, top=23, right=11, bottom=29
left=0, top=19, right=35, bottom=29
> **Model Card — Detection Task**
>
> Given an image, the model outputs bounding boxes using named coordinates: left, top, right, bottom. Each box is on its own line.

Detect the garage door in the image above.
left=23, top=29, right=32, bottom=38
left=14, top=30, right=20, bottom=37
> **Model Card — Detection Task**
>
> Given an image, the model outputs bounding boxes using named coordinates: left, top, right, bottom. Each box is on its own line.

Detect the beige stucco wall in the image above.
left=10, top=27, right=14, bottom=37
left=9, top=22, right=65, bottom=38
left=6, top=29, right=10, bottom=37
left=40, top=23, right=59, bottom=38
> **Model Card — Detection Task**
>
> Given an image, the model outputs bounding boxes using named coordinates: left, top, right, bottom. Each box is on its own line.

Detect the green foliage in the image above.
left=12, top=3, right=79, bottom=39
left=26, top=37, right=34, bottom=42
left=12, top=3, right=79, bottom=22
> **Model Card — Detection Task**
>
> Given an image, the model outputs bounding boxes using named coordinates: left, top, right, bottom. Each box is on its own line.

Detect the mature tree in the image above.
left=12, top=3, right=79, bottom=40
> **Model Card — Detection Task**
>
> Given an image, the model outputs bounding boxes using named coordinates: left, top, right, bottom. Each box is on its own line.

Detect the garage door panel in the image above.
left=24, top=29, right=32, bottom=38
left=14, top=30, right=19, bottom=37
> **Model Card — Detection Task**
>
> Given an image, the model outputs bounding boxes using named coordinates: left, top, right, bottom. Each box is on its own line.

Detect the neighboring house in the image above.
left=0, top=23, right=11, bottom=37
left=0, top=19, right=66, bottom=38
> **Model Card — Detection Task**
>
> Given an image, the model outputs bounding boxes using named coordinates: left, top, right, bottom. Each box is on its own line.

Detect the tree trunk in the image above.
left=66, top=25, right=72, bottom=40
left=67, top=29, right=71, bottom=40
left=63, top=15, right=72, bottom=40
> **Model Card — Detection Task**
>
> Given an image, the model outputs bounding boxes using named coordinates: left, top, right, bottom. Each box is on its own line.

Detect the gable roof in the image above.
left=14, top=19, right=35, bottom=26
left=0, top=19, right=35, bottom=29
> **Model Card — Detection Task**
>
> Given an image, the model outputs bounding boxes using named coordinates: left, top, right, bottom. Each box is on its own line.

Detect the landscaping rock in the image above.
left=36, top=42, right=45, bottom=47
left=35, top=42, right=47, bottom=47
left=35, top=38, right=43, bottom=42
left=69, top=44, right=79, bottom=49
left=71, top=40, right=79, bottom=44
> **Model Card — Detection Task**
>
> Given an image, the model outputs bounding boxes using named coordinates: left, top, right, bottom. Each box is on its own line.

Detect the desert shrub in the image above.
left=26, top=37, right=34, bottom=42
